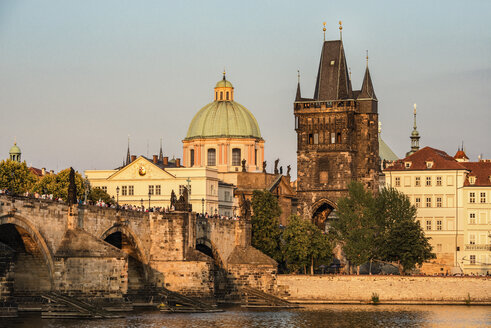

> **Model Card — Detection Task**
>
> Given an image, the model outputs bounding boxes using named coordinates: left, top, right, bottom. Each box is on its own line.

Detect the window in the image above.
left=179, top=185, right=191, bottom=195
left=101, top=186, right=107, bottom=192
left=436, top=244, right=442, bottom=252
left=480, top=192, right=486, bottom=203
left=426, top=220, right=432, bottom=231
left=207, top=148, right=216, bottom=166
left=122, top=186, right=128, bottom=196
left=415, top=177, right=421, bottom=187
left=224, top=191, right=230, bottom=201
left=469, top=192, right=476, bottom=203
left=220, top=91, right=223, bottom=100
left=470, top=255, right=476, bottom=264
left=469, top=176, right=476, bottom=185
left=331, top=132, right=335, bottom=144
left=426, top=161, right=434, bottom=168
left=426, top=197, right=432, bottom=208
left=128, top=185, right=134, bottom=196
left=426, top=176, right=432, bottom=186
left=469, top=234, right=476, bottom=245
left=313, top=133, right=319, bottom=144
left=155, top=185, right=161, bottom=195
left=395, top=177, right=401, bottom=187
left=148, top=185, right=154, bottom=195
left=436, top=220, right=442, bottom=231
left=254, top=149, right=257, bottom=165
left=415, top=197, right=421, bottom=208
left=226, top=91, right=229, bottom=100
left=469, top=213, right=476, bottom=224
left=308, top=134, right=313, bottom=144
left=295, top=117, right=299, bottom=129
left=436, top=176, right=442, bottom=186
left=190, top=149, right=195, bottom=166
left=436, top=197, right=442, bottom=208
left=405, top=162, right=411, bottom=168
left=232, top=148, right=241, bottom=166
left=337, top=132, right=341, bottom=143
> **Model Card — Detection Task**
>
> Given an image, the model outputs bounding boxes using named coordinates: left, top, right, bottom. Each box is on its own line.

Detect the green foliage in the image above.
left=0, top=160, right=37, bottom=195
left=282, top=215, right=332, bottom=274
left=251, top=190, right=283, bottom=262
left=88, top=187, right=113, bottom=205
left=334, top=181, right=435, bottom=274
left=31, top=168, right=85, bottom=201
left=330, top=181, right=377, bottom=267
left=371, top=292, right=380, bottom=305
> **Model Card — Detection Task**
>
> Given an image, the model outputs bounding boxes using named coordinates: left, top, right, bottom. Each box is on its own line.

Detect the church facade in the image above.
left=294, top=35, right=380, bottom=227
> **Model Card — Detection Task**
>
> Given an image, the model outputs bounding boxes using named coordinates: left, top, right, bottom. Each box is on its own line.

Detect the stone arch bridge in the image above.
left=0, top=195, right=275, bottom=306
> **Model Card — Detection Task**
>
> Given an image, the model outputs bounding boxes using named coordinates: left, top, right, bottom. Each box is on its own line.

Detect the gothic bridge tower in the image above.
left=294, top=24, right=380, bottom=228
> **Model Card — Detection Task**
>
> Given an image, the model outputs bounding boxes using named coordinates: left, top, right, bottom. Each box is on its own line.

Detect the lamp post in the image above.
left=201, top=198, right=204, bottom=215
left=148, top=190, right=151, bottom=211
left=140, top=198, right=143, bottom=211
left=116, top=186, right=120, bottom=207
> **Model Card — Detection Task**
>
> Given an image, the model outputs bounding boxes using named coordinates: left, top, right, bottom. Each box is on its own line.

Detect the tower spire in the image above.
left=126, top=135, right=131, bottom=165
left=295, top=70, right=302, bottom=101
left=159, top=137, right=164, bottom=162
left=406, top=103, right=420, bottom=156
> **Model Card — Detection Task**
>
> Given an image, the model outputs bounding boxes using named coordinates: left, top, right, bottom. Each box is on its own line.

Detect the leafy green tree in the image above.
left=0, top=160, right=37, bottom=195
left=375, top=187, right=435, bottom=273
left=330, top=181, right=377, bottom=274
left=88, top=187, right=113, bottom=205
left=282, top=215, right=332, bottom=274
left=32, top=168, right=85, bottom=201
left=251, top=190, right=282, bottom=263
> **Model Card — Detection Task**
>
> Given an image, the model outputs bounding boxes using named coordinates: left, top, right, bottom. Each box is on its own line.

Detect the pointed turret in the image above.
left=295, top=70, right=302, bottom=101
left=159, top=138, right=164, bottom=162
left=313, top=40, right=352, bottom=101
left=125, top=136, right=131, bottom=165
left=358, top=66, right=377, bottom=100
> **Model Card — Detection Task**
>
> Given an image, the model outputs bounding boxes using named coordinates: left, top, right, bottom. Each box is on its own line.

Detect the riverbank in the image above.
left=275, top=275, right=491, bottom=305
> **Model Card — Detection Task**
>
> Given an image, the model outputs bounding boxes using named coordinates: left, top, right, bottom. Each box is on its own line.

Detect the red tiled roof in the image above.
left=461, top=162, right=491, bottom=186
left=454, top=150, right=469, bottom=160
left=29, top=167, right=43, bottom=177
left=384, top=147, right=467, bottom=171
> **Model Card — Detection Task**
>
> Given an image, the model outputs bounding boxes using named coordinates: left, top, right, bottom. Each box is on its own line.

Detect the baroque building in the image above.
left=294, top=33, right=380, bottom=227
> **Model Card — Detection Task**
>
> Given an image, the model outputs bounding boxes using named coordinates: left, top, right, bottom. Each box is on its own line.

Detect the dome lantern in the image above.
left=214, top=71, right=234, bottom=101
left=9, top=142, right=21, bottom=162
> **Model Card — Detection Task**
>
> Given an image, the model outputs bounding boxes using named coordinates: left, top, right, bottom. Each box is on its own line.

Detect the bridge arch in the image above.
left=0, top=214, right=55, bottom=291
left=196, top=237, right=225, bottom=268
left=310, top=198, right=338, bottom=231
left=101, top=225, right=149, bottom=290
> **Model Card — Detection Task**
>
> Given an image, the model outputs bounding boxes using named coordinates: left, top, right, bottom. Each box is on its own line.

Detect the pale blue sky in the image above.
left=1, top=0, right=490, bottom=177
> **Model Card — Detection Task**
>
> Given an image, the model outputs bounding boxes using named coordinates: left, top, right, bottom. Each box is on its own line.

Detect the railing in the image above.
left=465, top=244, right=491, bottom=251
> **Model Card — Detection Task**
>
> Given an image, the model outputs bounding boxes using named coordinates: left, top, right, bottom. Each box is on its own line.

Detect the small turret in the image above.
left=9, top=141, right=21, bottom=162
left=406, top=104, right=420, bottom=156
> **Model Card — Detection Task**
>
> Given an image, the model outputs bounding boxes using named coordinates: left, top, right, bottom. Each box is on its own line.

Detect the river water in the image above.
left=2, top=305, right=490, bottom=328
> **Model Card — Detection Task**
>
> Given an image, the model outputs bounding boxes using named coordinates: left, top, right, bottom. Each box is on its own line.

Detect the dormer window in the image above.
left=426, top=161, right=434, bottom=168
left=404, top=162, right=411, bottom=169
left=469, top=176, right=476, bottom=185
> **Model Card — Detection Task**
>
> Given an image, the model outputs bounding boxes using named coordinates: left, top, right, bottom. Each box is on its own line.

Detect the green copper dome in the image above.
left=185, top=101, right=262, bottom=140
left=215, top=79, right=233, bottom=88
left=9, top=143, right=21, bottom=155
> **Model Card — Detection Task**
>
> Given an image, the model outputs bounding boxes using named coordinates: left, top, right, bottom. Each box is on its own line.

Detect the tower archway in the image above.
left=311, top=199, right=338, bottom=231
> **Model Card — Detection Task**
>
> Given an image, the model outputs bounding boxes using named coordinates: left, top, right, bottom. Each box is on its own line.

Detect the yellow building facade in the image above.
left=85, top=156, right=233, bottom=215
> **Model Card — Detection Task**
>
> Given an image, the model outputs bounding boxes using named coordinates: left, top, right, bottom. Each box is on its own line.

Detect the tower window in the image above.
left=308, top=134, right=313, bottom=145
left=190, top=149, right=195, bottom=166
left=254, top=149, right=257, bottom=165
left=226, top=91, right=229, bottom=100
left=207, top=148, right=216, bottom=166
left=215, top=92, right=218, bottom=100
left=337, top=133, right=341, bottom=143
left=331, top=132, right=335, bottom=144
left=232, top=148, right=241, bottom=166
left=313, top=133, right=319, bottom=145
left=220, top=91, right=223, bottom=100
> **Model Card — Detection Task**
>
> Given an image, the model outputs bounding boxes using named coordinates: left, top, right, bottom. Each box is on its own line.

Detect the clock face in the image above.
left=138, top=166, right=146, bottom=176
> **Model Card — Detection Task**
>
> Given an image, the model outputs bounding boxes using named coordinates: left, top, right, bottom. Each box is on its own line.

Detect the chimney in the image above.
left=131, top=155, right=137, bottom=162
left=163, top=157, right=169, bottom=165
left=176, top=158, right=180, bottom=167
left=42, top=168, right=46, bottom=176
left=50, top=170, right=54, bottom=174
left=153, top=155, right=158, bottom=163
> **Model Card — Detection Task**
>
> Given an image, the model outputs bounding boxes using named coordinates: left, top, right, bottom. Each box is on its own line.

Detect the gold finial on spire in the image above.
left=378, top=121, right=382, bottom=134
left=297, top=70, right=300, bottom=83
left=339, top=21, right=342, bottom=40
left=323, top=22, right=326, bottom=41
left=14, top=136, right=16, bottom=145
left=413, top=103, right=417, bottom=115
left=349, top=67, right=352, bottom=81
left=223, top=68, right=226, bottom=80
left=366, top=50, right=369, bottom=67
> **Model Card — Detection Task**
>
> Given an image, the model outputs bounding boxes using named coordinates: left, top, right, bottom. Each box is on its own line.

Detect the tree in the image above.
left=375, top=187, right=435, bottom=273
left=330, top=181, right=377, bottom=274
left=282, top=215, right=332, bottom=274
left=31, top=168, right=85, bottom=201
left=251, top=190, right=282, bottom=263
left=88, top=187, right=113, bottom=205
left=0, top=160, right=37, bottom=195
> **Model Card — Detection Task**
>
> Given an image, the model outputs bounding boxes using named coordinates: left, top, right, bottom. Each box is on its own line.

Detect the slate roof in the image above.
left=358, top=66, right=377, bottom=100
left=379, top=135, right=398, bottom=162
left=461, top=162, right=491, bottom=186
left=384, top=146, right=467, bottom=171
left=314, top=40, right=352, bottom=101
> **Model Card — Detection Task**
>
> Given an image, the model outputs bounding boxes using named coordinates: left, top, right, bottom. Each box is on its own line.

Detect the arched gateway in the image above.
left=311, top=199, right=338, bottom=231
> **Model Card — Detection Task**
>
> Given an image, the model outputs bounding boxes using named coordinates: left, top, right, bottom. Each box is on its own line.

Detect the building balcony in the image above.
left=465, top=244, right=491, bottom=251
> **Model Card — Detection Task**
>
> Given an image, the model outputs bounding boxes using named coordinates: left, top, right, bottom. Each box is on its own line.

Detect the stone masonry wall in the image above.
left=275, top=275, right=491, bottom=304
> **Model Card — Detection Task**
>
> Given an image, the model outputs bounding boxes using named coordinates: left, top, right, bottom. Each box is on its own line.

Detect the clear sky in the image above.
left=1, top=0, right=490, bottom=177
